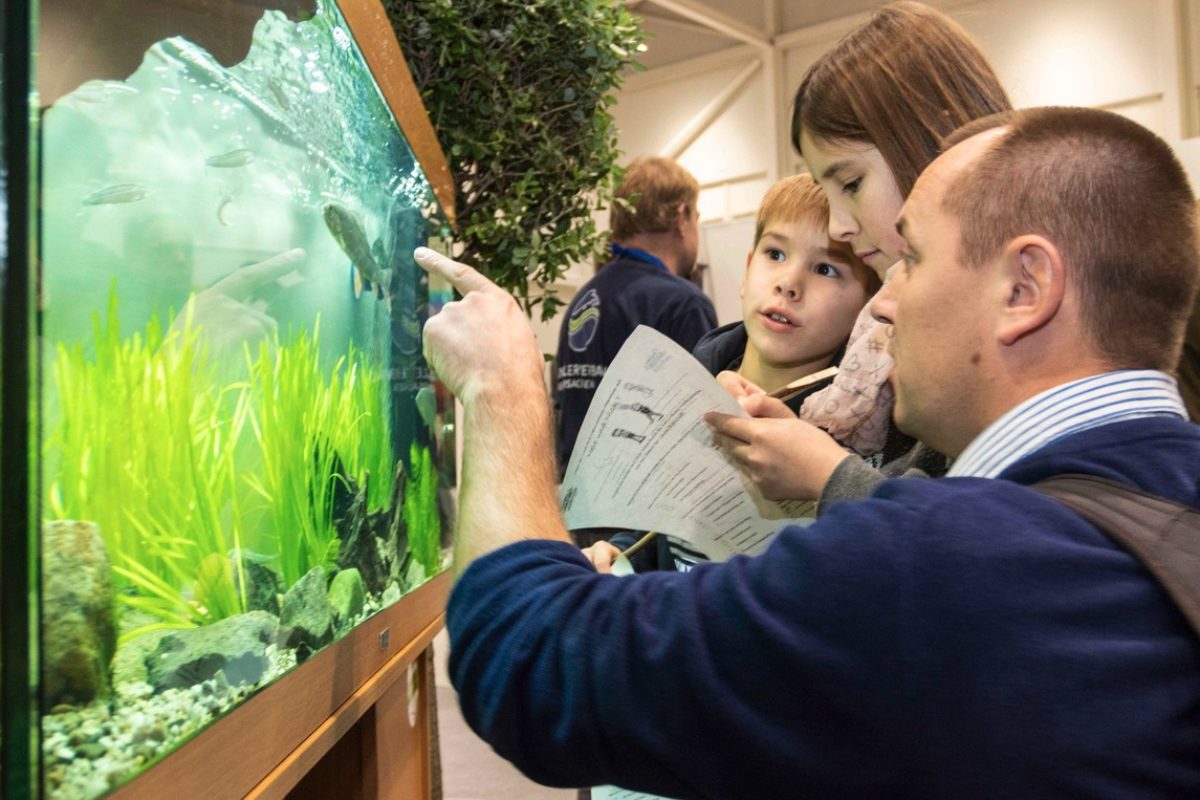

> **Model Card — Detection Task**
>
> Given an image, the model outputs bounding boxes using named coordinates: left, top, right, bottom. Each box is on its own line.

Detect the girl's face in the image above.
left=799, top=130, right=906, bottom=277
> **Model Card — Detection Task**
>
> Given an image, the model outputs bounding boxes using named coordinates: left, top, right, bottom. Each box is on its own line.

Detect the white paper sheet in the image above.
left=560, top=326, right=814, bottom=560
left=592, top=786, right=676, bottom=800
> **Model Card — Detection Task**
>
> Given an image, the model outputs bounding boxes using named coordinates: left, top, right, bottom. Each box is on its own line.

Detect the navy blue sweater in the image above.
left=448, top=416, right=1200, bottom=799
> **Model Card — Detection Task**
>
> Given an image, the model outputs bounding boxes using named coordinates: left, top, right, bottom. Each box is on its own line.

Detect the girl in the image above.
left=709, top=1, right=1012, bottom=509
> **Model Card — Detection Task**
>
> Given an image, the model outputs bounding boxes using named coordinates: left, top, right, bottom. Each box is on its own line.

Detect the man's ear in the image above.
left=996, top=235, right=1065, bottom=346
left=675, top=203, right=691, bottom=235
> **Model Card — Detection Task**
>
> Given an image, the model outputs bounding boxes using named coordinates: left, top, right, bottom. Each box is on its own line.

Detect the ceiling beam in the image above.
left=647, top=0, right=770, bottom=47
left=660, top=58, right=762, bottom=159
left=637, top=11, right=726, bottom=37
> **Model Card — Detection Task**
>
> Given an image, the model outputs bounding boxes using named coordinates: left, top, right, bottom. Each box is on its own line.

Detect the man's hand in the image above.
left=705, top=407, right=852, bottom=502
left=414, top=247, right=544, bottom=404
left=412, top=247, right=571, bottom=569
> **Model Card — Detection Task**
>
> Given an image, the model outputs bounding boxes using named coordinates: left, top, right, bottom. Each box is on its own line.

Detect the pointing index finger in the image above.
left=413, top=247, right=497, bottom=296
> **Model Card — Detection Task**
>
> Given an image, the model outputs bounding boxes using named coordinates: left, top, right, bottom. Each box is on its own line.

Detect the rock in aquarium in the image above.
left=280, top=566, right=336, bottom=658
left=42, top=520, right=117, bottom=709
left=147, top=610, right=279, bottom=692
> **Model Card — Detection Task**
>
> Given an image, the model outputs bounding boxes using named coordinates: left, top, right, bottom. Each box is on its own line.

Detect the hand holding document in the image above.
left=560, top=326, right=815, bottom=561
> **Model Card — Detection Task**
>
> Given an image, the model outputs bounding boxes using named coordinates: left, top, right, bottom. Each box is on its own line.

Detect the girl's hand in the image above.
left=704, top=411, right=852, bottom=501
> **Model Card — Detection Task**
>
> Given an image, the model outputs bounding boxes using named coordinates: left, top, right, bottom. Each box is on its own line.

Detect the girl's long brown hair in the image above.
left=792, top=1, right=1011, bottom=197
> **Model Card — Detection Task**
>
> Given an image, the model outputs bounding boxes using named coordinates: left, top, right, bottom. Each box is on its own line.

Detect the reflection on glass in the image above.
left=36, top=2, right=449, bottom=796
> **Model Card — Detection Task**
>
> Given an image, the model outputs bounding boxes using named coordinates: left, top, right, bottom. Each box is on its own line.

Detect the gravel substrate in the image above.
left=42, top=644, right=296, bottom=799
left=42, top=587, right=389, bottom=798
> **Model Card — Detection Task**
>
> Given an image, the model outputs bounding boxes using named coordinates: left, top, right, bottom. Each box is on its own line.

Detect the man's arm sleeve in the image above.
left=447, top=509, right=916, bottom=799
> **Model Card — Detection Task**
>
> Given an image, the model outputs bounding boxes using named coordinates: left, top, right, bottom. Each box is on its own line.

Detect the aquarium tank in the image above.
left=19, top=0, right=454, bottom=796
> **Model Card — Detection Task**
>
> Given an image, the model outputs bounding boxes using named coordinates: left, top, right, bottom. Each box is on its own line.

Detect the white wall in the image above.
left=533, top=0, right=1200, bottom=340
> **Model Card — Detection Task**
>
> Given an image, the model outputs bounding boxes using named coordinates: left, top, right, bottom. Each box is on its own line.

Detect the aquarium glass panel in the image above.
left=36, top=1, right=449, bottom=795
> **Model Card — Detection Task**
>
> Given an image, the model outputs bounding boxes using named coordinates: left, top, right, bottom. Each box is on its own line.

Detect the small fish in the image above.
left=82, top=183, right=147, bottom=206
left=205, top=148, right=255, bottom=168
left=323, top=202, right=387, bottom=299
left=216, top=195, right=234, bottom=226
left=266, top=79, right=291, bottom=112
left=72, top=80, right=139, bottom=104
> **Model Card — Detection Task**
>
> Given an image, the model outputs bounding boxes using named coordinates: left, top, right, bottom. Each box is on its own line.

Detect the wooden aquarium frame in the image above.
left=111, top=571, right=451, bottom=799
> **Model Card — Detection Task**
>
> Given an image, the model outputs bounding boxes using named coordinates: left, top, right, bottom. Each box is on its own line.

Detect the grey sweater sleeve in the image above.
left=816, top=442, right=948, bottom=516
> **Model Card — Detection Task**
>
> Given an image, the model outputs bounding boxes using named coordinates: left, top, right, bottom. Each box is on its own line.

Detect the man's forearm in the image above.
left=410, top=246, right=573, bottom=572
left=454, top=380, right=571, bottom=573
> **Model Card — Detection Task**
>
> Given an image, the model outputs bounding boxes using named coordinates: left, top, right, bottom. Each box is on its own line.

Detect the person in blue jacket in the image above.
left=415, top=105, right=1200, bottom=799
left=555, top=156, right=717, bottom=482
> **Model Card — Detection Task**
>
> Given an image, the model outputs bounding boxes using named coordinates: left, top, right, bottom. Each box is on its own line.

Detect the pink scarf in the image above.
left=799, top=303, right=895, bottom=455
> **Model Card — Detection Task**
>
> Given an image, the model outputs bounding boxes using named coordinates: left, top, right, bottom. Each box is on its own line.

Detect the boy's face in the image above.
left=741, top=217, right=872, bottom=373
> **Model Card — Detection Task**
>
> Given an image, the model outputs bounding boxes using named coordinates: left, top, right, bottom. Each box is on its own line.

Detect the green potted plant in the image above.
left=386, top=0, right=644, bottom=319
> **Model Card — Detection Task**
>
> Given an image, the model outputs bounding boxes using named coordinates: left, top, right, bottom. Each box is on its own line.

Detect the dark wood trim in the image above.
left=339, top=0, right=457, bottom=228
left=109, top=571, right=451, bottom=800
left=2, top=0, right=38, bottom=793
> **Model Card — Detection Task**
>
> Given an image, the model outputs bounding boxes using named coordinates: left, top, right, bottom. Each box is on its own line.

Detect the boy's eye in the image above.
left=814, top=262, right=841, bottom=278
left=765, top=247, right=786, bottom=262
left=842, top=177, right=862, bottom=195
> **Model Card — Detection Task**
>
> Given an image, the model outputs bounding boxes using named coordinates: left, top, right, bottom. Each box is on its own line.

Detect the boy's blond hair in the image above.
left=754, top=174, right=881, bottom=293
left=611, top=156, right=700, bottom=241
left=753, top=174, right=829, bottom=246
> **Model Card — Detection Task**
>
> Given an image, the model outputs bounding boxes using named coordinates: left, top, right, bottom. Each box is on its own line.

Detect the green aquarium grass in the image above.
left=47, top=293, right=250, bottom=638
left=46, top=295, right=400, bottom=638
left=241, top=320, right=395, bottom=589
left=404, top=442, right=442, bottom=578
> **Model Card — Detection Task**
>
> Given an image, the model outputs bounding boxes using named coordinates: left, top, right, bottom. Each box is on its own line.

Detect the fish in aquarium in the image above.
left=323, top=201, right=388, bottom=300
left=266, top=78, right=291, bottom=111
left=71, top=80, right=140, bottom=104
left=205, top=147, right=256, bottom=168
left=82, top=183, right=147, bottom=206
left=216, top=194, right=235, bottom=226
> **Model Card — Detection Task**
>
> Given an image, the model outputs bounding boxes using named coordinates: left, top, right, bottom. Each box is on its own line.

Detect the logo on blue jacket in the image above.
left=567, top=289, right=601, bottom=352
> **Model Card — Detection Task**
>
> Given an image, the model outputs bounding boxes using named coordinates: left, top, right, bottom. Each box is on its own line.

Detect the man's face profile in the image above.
left=870, top=131, right=1005, bottom=457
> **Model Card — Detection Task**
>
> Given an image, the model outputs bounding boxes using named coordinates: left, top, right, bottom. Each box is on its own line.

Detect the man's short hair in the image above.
left=941, top=106, right=1200, bottom=371
left=610, top=156, right=699, bottom=241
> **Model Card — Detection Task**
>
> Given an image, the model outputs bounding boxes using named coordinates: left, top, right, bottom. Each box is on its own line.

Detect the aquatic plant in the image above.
left=48, top=295, right=405, bottom=637
left=242, top=322, right=395, bottom=588
left=403, top=442, right=441, bottom=579
left=47, top=293, right=250, bottom=636
left=387, top=0, right=644, bottom=319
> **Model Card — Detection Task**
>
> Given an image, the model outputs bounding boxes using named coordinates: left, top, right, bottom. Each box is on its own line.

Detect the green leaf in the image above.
left=386, top=0, right=643, bottom=316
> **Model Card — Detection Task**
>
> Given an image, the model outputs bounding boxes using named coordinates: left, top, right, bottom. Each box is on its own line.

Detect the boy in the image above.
left=594, top=174, right=879, bottom=571
left=694, top=173, right=879, bottom=410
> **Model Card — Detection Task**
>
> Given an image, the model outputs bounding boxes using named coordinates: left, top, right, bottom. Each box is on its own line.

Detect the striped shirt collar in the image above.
left=948, top=370, right=1187, bottom=479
